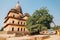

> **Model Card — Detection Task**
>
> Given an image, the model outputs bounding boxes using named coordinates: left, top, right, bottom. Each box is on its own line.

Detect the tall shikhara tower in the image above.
left=4, top=1, right=29, bottom=34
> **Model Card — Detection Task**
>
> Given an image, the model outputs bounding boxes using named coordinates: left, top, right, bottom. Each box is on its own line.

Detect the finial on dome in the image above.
left=18, top=0, right=20, bottom=4
left=13, top=0, right=22, bottom=14
left=14, top=0, right=20, bottom=9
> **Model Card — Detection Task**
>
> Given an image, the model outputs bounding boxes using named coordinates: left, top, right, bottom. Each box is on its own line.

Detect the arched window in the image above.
left=24, top=22, right=25, bottom=25
left=21, top=22, right=22, bottom=25
left=13, top=15, right=15, bottom=17
left=21, top=28, right=22, bottom=31
left=18, top=28, right=19, bottom=31
left=18, top=22, right=19, bottom=24
left=12, top=27, right=14, bottom=31
left=12, top=21, right=14, bottom=23
left=24, top=28, right=25, bottom=31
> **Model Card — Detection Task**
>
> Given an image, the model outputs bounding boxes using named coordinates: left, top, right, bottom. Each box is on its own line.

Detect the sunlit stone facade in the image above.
left=4, top=1, right=29, bottom=34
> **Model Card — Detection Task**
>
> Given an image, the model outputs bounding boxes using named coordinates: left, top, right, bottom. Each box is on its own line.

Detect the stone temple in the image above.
left=3, top=0, right=30, bottom=36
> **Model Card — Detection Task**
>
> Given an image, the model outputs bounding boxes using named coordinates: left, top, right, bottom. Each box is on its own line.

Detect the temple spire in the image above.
left=14, top=0, right=20, bottom=9
left=12, top=0, right=22, bottom=14
left=18, top=0, right=20, bottom=4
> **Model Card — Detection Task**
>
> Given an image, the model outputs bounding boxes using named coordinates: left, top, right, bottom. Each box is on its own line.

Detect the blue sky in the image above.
left=0, top=0, right=60, bottom=28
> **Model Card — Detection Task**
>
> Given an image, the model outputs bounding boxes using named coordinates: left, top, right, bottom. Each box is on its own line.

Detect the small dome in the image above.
left=24, top=13, right=30, bottom=17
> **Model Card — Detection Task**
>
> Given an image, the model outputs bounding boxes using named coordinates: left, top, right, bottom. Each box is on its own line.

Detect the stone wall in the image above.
left=0, top=31, right=7, bottom=34
left=0, top=33, right=15, bottom=38
left=0, top=37, right=6, bottom=40
left=6, top=35, right=49, bottom=40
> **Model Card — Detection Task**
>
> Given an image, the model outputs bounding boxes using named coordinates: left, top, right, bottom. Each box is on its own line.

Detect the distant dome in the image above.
left=24, top=13, right=30, bottom=17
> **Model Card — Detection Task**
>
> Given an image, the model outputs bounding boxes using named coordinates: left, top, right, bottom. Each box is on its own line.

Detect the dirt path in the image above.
left=45, top=35, right=60, bottom=40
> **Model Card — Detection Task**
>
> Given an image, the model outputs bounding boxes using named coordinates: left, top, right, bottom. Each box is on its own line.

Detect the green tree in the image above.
left=26, top=7, right=53, bottom=35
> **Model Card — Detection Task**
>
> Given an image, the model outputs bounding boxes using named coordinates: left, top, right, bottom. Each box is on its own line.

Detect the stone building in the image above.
left=3, top=1, right=30, bottom=35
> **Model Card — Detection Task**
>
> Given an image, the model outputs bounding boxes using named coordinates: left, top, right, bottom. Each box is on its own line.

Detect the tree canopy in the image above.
left=26, top=7, right=53, bottom=35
